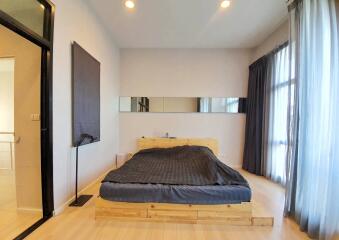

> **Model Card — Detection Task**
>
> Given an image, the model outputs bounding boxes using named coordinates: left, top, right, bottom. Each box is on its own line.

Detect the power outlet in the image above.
left=30, top=113, right=40, bottom=121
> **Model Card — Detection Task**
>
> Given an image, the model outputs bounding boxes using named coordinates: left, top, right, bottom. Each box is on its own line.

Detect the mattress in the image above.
left=100, top=182, right=251, bottom=204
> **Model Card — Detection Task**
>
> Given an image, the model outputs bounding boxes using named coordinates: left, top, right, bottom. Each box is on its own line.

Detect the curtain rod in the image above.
left=269, top=41, right=289, bottom=56
left=250, top=41, right=289, bottom=68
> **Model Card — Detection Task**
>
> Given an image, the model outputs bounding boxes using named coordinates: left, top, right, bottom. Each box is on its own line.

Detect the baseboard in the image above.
left=17, top=207, right=43, bottom=214
left=232, top=165, right=242, bottom=169
left=53, top=167, right=114, bottom=215
left=0, top=169, right=14, bottom=174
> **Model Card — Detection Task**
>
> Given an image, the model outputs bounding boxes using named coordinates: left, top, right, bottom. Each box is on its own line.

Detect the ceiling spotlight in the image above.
left=125, top=0, right=135, bottom=9
left=220, top=0, right=231, bottom=9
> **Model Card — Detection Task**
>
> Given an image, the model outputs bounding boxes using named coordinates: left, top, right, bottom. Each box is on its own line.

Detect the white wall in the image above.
left=251, top=20, right=289, bottom=63
left=119, top=49, right=251, bottom=168
left=120, top=49, right=250, bottom=97
left=52, top=0, right=119, bottom=213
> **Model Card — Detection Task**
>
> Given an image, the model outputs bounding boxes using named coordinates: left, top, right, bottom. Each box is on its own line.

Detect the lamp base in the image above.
left=69, top=195, right=93, bottom=207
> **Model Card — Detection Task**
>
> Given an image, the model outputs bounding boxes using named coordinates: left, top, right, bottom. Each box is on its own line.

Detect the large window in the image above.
left=266, top=45, right=291, bottom=185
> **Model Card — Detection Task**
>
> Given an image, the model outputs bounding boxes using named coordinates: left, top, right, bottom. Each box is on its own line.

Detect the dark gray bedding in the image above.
left=103, top=146, right=249, bottom=187
left=100, top=182, right=251, bottom=204
left=100, top=145, right=251, bottom=204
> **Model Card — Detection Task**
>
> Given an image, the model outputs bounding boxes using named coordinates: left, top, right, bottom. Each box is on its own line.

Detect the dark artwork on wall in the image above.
left=72, top=42, right=100, bottom=147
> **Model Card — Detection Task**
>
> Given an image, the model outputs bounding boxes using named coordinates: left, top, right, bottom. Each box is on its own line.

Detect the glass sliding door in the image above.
left=0, top=24, right=43, bottom=240
left=0, top=0, right=54, bottom=238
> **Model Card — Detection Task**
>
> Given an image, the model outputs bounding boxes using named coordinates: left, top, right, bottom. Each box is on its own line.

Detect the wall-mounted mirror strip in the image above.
left=120, top=97, right=247, bottom=113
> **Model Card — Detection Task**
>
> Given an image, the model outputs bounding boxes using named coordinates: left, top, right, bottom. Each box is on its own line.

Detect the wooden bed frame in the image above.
left=95, top=138, right=273, bottom=226
left=137, top=137, right=219, bottom=155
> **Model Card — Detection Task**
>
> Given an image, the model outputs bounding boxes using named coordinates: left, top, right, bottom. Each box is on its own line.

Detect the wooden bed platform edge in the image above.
left=94, top=197, right=274, bottom=226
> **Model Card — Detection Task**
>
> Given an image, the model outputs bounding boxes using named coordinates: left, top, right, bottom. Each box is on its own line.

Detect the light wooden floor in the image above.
left=0, top=170, right=41, bottom=240
left=25, top=170, right=310, bottom=240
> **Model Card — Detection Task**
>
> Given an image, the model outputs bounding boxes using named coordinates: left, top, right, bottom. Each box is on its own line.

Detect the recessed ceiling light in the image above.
left=220, top=0, right=231, bottom=9
left=125, top=0, right=135, bottom=9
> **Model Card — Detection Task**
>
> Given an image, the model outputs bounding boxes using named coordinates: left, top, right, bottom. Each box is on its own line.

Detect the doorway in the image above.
left=0, top=0, right=54, bottom=239
left=0, top=26, right=43, bottom=238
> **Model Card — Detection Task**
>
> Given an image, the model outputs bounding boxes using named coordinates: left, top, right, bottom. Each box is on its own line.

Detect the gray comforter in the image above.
left=102, top=145, right=249, bottom=187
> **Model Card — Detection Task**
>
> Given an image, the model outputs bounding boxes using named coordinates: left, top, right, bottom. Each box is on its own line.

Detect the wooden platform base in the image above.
left=95, top=197, right=273, bottom=226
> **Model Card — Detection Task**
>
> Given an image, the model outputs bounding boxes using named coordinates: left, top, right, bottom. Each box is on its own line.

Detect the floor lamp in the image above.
left=69, top=133, right=96, bottom=207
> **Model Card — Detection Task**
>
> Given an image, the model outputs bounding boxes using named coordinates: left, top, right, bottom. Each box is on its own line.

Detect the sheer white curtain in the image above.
left=264, top=45, right=290, bottom=185
left=225, top=98, right=239, bottom=113
left=199, top=98, right=210, bottom=112
left=285, top=0, right=339, bottom=239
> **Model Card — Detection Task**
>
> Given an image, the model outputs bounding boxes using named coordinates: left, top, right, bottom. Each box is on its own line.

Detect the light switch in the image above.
left=30, top=114, right=40, bottom=121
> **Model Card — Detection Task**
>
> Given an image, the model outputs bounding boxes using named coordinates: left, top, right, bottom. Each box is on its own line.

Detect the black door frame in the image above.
left=0, top=0, right=55, bottom=239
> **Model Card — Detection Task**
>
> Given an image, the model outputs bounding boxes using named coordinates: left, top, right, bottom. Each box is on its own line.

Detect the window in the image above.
left=267, top=45, right=292, bottom=185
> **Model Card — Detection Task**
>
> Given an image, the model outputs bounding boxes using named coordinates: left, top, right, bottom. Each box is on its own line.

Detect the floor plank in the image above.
left=0, top=170, right=42, bottom=240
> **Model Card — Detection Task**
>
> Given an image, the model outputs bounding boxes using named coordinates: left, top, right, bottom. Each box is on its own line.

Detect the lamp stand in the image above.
left=69, top=144, right=92, bottom=207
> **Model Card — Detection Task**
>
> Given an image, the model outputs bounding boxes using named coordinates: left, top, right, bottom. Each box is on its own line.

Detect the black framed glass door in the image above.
left=0, top=0, right=54, bottom=239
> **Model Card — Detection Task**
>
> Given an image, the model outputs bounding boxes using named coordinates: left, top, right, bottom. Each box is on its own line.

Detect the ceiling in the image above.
left=86, top=0, right=288, bottom=48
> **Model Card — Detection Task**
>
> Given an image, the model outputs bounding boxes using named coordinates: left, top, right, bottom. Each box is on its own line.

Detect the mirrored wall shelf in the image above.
left=119, top=97, right=247, bottom=114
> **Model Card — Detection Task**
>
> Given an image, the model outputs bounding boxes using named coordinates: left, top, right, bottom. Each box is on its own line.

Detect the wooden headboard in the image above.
left=137, top=138, right=219, bottom=155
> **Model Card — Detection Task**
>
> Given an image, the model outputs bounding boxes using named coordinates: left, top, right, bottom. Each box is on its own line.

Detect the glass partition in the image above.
left=0, top=0, right=55, bottom=236
left=120, top=97, right=247, bottom=113
left=0, top=0, right=45, bottom=36
left=0, top=25, right=43, bottom=238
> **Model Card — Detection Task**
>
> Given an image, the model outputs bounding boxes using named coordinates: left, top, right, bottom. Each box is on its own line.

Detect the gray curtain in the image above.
left=242, top=57, right=269, bottom=175
left=243, top=44, right=289, bottom=178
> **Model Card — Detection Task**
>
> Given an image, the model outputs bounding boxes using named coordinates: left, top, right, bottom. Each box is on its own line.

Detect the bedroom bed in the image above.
left=95, top=138, right=273, bottom=226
